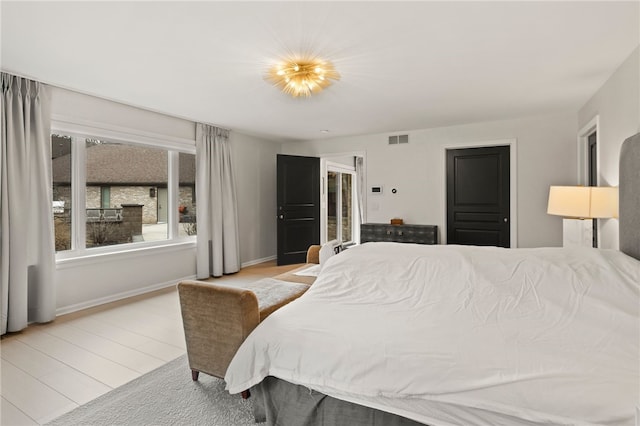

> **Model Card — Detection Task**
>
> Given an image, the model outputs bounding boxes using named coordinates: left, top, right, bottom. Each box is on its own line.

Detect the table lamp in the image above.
left=547, top=186, right=618, bottom=247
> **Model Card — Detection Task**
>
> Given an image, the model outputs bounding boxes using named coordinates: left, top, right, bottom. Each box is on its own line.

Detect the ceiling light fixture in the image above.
left=266, top=57, right=340, bottom=98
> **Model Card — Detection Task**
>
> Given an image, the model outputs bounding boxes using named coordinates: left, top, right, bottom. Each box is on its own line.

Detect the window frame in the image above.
left=324, top=162, right=357, bottom=245
left=51, top=116, right=196, bottom=261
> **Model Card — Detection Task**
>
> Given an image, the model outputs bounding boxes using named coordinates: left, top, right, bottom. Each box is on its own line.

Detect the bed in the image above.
left=225, top=133, right=640, bottom=426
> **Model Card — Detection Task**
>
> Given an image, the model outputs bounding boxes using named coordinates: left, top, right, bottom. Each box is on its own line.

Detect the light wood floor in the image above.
left=0, top=260, right=300, bottom=425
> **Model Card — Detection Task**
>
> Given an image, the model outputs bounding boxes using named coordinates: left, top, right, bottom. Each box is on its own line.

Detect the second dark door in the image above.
left=446, top=145, right=510, bottom=247
left=277, top=155, right=320, bottom=265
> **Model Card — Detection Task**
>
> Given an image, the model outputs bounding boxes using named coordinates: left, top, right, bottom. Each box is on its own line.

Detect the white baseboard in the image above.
left=241, top=255, right=277, bottom=268
left=56, top=254, right=278, bottom=316
left=55, top=274, right=197, bottom=316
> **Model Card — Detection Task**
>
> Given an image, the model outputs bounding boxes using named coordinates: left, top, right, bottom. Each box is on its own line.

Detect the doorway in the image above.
left=446, top=145, right=510, bottom=247
left=588, top=130, right=598, bottom=247
left=326, top=165, right=356, bottom=244
left=578, top=116, right=600, bottom=248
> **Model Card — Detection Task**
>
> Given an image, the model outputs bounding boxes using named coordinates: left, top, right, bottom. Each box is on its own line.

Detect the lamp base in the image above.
left=563, top=218, right=593, bottom=248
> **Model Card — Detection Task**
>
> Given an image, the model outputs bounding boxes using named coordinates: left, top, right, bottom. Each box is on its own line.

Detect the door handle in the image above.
left=503, top=217, right=508, bottom=223
left=279, top=214, right=284, bottom=220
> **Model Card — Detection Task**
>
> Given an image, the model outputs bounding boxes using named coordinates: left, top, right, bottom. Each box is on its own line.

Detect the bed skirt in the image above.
left=252, top=376, right=427, bottom=426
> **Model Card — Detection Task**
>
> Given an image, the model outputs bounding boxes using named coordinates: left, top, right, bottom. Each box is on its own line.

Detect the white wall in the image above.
left=282, top=112, right=578, bottom=248
left=51, top=87, right=279, bottom=312
left=578, top=47, right=640, bottom=249
left=231, top=132, right=280, bottom=265
left=55, top=244, right=197, bottom=314
left=49, top=41, right=639, bottom=310
left=51, top=87, right=196, bottom=141
left=51, top=87, right=198, bottom=312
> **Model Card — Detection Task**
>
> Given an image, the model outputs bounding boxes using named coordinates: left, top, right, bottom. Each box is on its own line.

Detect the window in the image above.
left=326, top=165, right=356, bottom=244
left=100, top=187, right=110, bottom=209
left=179, top=152, right=197, bottom=237
left=51, top=132, right=196, bottom=255
left=52, top=134, right=73, bottom=252
left=327, top=171, right=338, bottom=241
left=341, top=173, right=353, bottom=241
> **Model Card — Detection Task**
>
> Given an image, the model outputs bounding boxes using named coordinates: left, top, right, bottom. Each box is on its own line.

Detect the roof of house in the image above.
left=52, top=142, right=196, bottom=186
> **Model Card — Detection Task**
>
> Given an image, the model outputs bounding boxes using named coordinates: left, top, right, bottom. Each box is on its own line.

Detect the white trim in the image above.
left=52, top=122, right=197, bottom=260
left=333, top=166, right=344, bottom=243
left=168, top=151, right=179, bottom=239
left=323, top=161, right=358, bottom=245
left=319, top=150, right=366, bottom=160
left=320, top=152, right=365, bottom=240
left=320, top=158, right=328, bottom=243
left=55, top=274, right=195, bottom=316
left=319, top=151, right=366, bottom=244
left=56, top=241, right=196, bottom=268
left=71, top=135, right=86, bottom=250
left=241, top=255, right=277, bottom=268
left=577, top=115, right=600, bottom=246
left=52, top=114, right=196, bottom=153
left=56, top=234, right=197, bottom=262
left=577, top=115, right=599, bottom=185
left=441, top=139, right=518, bottom=247
left=327, top=161, right=356, bottom=173
left=351, top=167, right=360, bottom=245
left=358, top=155, right=367, bottom=228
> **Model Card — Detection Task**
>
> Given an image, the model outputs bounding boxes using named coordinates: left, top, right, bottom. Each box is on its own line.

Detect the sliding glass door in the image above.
left=326, top=167, right=355, bottom=244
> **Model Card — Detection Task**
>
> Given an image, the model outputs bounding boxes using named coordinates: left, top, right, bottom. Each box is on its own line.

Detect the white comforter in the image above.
left=225, top=243, right=640, bottom=426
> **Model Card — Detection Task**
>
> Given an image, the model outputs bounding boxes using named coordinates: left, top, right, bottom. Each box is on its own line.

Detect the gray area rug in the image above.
left=47, top=355, right=260, bottom=426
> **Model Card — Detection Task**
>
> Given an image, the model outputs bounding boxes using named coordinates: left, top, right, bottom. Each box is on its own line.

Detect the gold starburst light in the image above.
left=266, top=57, right=340, bottom=98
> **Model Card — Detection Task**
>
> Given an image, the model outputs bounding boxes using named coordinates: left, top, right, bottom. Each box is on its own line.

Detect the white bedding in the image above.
left=225, top=243, right=640, bottom=425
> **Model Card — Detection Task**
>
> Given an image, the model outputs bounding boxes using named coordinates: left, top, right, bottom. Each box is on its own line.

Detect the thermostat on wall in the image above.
left=370, top=185, right=383, bottom=195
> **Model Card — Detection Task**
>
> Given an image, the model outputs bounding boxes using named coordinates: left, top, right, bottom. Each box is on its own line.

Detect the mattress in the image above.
left=226, top=242, right=640, bottom=425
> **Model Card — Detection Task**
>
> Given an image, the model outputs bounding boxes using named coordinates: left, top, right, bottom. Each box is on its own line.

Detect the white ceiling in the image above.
left=2, top=1, right=638, bottom=142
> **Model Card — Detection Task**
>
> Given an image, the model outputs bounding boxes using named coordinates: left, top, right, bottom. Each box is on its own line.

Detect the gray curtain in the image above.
left=195, top=123, right=240, bottom=278
left=1, top=73, right=56, bottom=335
left=355, top=156, right=365, bottom=224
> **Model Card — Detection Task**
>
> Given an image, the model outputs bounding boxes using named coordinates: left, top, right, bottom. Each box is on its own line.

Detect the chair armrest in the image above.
left=177, top=280, right=260, bottom=379
left=306, top=245, right=321, bottom=264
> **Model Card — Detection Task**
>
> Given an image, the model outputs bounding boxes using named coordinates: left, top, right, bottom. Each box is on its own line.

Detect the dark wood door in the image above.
left=446, top=146, right=510, bottom=247
left=277, top=155, right=320, bottom=265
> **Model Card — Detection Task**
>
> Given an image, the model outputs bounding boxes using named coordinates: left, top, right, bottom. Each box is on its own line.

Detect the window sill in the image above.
left=55, top=238, right=196, bottom=269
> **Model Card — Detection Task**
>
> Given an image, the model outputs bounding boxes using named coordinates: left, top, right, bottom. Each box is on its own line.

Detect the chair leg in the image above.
left=191, top=370, right=200, bottom=381
left=241, top=389, right=251, bottom=399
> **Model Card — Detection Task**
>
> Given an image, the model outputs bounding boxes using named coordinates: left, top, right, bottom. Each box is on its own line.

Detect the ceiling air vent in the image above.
left=388, top=134, right=409, bottom=145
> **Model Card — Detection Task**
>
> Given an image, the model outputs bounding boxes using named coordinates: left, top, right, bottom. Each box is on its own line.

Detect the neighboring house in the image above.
left=52, top=139, right=196, bottom=224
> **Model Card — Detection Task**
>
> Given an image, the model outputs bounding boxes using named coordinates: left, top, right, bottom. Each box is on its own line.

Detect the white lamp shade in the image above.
left=547, top=186, right=618, bottom=219
left=590, top=187, right=618, bottom=218
left=547, top=186, right=591, bottom=218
